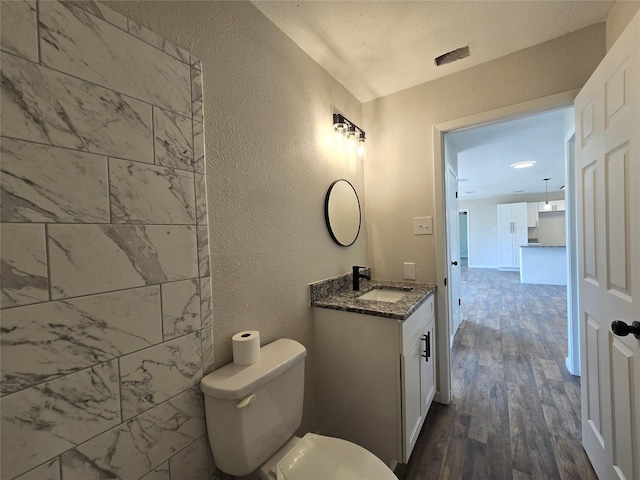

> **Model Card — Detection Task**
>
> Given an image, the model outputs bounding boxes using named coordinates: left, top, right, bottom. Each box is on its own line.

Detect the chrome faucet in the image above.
left=352, top=266, right=371, bottom=291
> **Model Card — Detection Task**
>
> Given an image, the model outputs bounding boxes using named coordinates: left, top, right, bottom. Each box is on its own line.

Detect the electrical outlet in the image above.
left=413, top=216, right=433, bottom=235
left=404, top=262, right=416, bottom=280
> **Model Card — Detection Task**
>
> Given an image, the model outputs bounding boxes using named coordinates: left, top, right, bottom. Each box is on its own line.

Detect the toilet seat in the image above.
left=274, top=433, right=397, bottom=480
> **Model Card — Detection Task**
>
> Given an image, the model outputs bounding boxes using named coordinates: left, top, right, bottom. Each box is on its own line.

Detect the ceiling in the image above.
left=252, top=1, right=614, bottom=103
left=448, top=108, right=571, bottom=200
left=252, top=1, right=611, bottom=200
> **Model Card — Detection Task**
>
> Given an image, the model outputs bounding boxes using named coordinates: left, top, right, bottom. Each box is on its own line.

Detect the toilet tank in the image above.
left=200, top=339, right=307, bottom=476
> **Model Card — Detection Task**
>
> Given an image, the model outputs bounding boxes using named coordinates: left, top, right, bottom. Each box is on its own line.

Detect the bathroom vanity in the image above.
left=310, top=273, right=436, bottom=468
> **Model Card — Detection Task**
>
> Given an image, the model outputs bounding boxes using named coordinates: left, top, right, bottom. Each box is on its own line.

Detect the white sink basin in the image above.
left=358, top=289, right=408, bottom=303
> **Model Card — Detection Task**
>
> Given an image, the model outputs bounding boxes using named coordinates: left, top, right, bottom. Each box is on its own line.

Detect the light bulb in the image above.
left=347, top=134, right=357, bottom=153
left=357, top=138, right=365, bottom=158
left=333, top=121, right=347, bottom=150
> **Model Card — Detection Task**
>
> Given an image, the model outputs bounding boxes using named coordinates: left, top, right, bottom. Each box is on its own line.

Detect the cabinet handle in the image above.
left=421, top=333, right=431, bottom=361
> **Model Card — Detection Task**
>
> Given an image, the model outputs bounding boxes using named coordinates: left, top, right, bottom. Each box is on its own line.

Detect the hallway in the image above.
left=397, top=268, right=597, bottom=480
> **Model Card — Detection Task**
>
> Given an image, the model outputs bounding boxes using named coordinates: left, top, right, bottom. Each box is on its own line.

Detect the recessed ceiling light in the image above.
left=511, top=161, right=536, bottom=169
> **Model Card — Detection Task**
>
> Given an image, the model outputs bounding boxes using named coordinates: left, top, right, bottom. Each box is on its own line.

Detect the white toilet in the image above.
left=200, top=338, right=397, bottom=479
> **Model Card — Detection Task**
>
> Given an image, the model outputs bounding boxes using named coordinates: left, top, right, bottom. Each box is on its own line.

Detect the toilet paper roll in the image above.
left=232, top=331, right=260, bottom=366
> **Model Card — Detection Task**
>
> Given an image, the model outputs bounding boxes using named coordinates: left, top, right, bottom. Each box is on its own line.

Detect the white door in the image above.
left=446, top=165, right=461, bottom=344
left=575, top=11, right=640, bottom=480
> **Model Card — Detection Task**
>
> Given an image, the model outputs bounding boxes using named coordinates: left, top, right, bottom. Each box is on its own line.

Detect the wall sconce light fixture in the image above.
left=333, top=113, right=366, bottom=158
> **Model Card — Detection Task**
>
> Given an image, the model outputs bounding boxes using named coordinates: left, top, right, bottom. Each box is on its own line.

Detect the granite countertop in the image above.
left=311, top=277, right=436, bottom=320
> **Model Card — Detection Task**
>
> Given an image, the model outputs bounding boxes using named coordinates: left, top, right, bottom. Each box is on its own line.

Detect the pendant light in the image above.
left=543, top=178, right=552, bottom=210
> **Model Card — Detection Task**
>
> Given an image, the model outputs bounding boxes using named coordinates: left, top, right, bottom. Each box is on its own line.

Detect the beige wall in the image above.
left=105, top=1, right=611, bottom=435
left=606, top=0, right=640, bottom=50
left=362, top=23, right=606, bottom=284
left=106, top=0, right=366, bottom=433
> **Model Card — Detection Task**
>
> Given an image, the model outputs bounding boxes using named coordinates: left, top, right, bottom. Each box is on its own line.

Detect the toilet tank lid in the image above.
left=200, top=339, right=307, bottom=400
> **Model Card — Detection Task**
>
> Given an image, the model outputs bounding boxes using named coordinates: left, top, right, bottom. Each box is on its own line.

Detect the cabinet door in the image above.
left=513, top=202, right=528, bottom=228
left=401, top=334, right=423, bottom=462
left=514, top=226, right=528, bottom=268
left=499, top=226, right=515, bottom=268
left=401, top=318, right=437, bottom=464
left=498, top=203, right=528, bottom=268
left=497, top=203, right=513, bottom=228
left=527, top=202, right=539, bottom=227
left=421, top=320, right=436, bottom=418
left=498, top=204, right=514, bottom=268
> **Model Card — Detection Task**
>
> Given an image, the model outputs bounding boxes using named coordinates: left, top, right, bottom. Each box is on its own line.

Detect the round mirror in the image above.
left=325, top=179, right=361, bottom=247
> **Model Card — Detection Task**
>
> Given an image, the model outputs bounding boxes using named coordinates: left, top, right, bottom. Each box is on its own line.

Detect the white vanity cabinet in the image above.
left=314, top=294, right=436, bottom=468
left=401, top=302, right=436, bottom=462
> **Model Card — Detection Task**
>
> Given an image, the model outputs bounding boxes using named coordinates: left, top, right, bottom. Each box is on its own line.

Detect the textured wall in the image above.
left=103, top=0, right=368, bottom=435
left=0, top=1, right=213, bottom=478
left=362, top=23, right=606, bottom=284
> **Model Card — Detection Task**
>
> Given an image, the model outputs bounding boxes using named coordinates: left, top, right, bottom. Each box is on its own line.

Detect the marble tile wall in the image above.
left=0, top=1, right=214, bottom=479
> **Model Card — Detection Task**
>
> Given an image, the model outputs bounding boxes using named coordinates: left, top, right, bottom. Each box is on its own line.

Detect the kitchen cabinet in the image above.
left=527, top=202, right=539, bottom=227
left=538, top=200, right=565, bottom=212
left=314, top=294, right=435, bottom=468
left=498, top=202, right=528, bottom=270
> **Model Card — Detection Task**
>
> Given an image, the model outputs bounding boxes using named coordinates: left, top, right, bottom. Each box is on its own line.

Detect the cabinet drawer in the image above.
left=401, top=295, right=434, bottom=352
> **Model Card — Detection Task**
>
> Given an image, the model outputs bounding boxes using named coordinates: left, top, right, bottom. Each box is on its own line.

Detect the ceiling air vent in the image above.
left=435, top=45, right=470, bottom=66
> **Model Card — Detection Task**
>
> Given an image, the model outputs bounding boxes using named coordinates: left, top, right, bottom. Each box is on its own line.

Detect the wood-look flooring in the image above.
left=396, top=268, right=597, bottom=480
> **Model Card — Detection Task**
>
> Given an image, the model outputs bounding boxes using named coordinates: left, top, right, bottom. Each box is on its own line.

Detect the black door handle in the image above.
left=611, top=320, right=640, bottom=339
left=451, top=261, right=458, bottom=266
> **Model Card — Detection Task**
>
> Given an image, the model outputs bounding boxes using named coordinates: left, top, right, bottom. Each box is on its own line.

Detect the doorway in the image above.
left=432, top=90, right=579, bottom=405
left=444, top=107, right=574, bottom=352
left=459, top=210, right=469, bottom=267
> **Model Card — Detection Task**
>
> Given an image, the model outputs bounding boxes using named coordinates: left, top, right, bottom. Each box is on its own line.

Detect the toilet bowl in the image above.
left=258, top=433, right=396, bottom=480
left=200, top=338, right=397, bottom=480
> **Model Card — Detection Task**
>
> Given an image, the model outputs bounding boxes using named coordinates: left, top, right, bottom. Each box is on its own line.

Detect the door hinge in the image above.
left=458, top=299, right=461, bottom=306
left=444, top=277, right=447, bottom=286
left=456, top=191, right=458, bottom=198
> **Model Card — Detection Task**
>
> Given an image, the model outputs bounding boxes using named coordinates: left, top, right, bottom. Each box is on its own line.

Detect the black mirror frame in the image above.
left=324, top=179, right=362, bottom=247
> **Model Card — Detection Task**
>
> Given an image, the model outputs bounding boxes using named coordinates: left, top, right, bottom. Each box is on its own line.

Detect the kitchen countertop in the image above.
left=311, top=278, right=436, bottom=320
